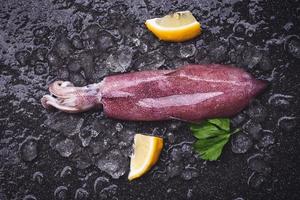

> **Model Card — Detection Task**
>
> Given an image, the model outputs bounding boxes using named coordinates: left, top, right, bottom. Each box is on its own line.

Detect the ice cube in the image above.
left=31, top=47, right=48, bottom=62
left=81, top=24, right=101, bottom=40
left=247, top=101, right=267, bottom=122
left=78, top=129, right=92, bottom=147
left=60, top=166, right=72, bottom=178
left=54, top=186, right=68, bottom=200
left=34, top=63, right=47, bottom=75
left=187, top=188, right=193, bottom=199
left=33, top=26, right=50, bottom=38
left=258, top=133, right=275, bottom=148
left=166, top=132, right=176, bottom=144
left=277, top=116, right=296, bottom=131
left=247, top=172, right=266, bottom=189
left=231, top=113, right=247, bottom=127
left=57, top=68, right=69, bottom=80
left=167, top=162, right=183, bottom=178
left=96, top=149, right=128, bottom=179
left=55, top=138, right=75, bottom=158
left=181, top=144, right=193, bottom=158
left=180, top=44, right=196, bottom=58
left=115, top=123, right=123, bottom=132
left=73, top=149, right=92, bottom=170
left=170, top=148, right=182, bottom=162
left=53, top=37, right=74, bottom=59
left=98, top=31, right=114, bottom=51
left=243, top=120, right=262, bottom=140
left=207, top=41, right=228, bottom=63
left=44, top=112, right=84, bottom=137
left=231, top=133, right=253, bottom=154
left=136, top=49, right=165, bottom=70
left=15, top=50, right=30, bottom=66
left=74, top=188, right=89, bottom=200
left=22, top=195, right=37, bottom=200
left=71, top=35, right=84, bottom=50
left=47, top=51, right=62, bottom=67
left=106, top=46, right=133, bottom=73
left=67, top=60, right=81, bottom=72
left=55, top=25, right=68, bottom=37
left=32, top=171, right=44, bottom=185
left=180, top=169, right=199, bottom=181
left=241, top=46, right=262, bottom=69
left=248, top=156, right=271, bottom=175
left=98, top=184, right=118, bottom=199
left=20, top=137, right=38, bottom=162
left=94, top=176, right=110, bottom=195
left=268, top=94, right=293, bottom=109
left=285, top=36, right=300, bottom=58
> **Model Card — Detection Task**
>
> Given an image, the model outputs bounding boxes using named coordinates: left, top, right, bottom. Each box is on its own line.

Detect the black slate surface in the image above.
left=0, top=0, right=299, bottom=200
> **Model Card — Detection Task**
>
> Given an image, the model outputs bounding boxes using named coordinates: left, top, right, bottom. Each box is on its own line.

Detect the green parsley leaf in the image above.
left=190, top=118, right=235, bottom=161
left=193, top=134, right=230, bottom=161
left=190, top=122, right=227, bottom=139
left=207, top=118, right=230, bottom=132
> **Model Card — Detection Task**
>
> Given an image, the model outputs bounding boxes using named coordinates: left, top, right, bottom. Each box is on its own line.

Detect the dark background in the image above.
left=0, top=0, right=299, bottom=199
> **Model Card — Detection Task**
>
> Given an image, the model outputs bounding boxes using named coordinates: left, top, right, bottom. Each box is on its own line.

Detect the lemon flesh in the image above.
left=145, top=11, right=201, bottom=42
left=128, top=134, right=163, bottom=181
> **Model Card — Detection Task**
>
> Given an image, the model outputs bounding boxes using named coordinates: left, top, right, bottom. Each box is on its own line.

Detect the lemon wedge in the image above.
left=128, top=134, right=163, bottom=181
left=145, top=11, right=201, bottom=42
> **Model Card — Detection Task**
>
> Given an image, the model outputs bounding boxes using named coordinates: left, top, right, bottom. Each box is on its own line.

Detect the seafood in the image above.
left=41, top=64, right=267, bottom=122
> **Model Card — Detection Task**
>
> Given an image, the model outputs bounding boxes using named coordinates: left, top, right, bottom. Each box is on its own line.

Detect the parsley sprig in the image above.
left=190, top=118, right=239, bottom=161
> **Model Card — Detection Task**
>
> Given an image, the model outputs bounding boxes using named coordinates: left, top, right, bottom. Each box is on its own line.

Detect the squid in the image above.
left=41, top=64, right=267, bottom=122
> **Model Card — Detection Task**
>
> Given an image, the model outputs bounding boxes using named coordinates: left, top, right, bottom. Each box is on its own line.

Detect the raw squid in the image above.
left=41, top=64, right=267, bottom=122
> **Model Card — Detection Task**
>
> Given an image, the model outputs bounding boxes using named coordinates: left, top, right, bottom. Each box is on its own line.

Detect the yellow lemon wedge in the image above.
left=128, top=134, right=163, bottom=181
left=145, top=11, right=201, bottom=42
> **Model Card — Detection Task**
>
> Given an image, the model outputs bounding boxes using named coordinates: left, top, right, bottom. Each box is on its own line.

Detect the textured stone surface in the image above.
left=0, top=0, right=299, bottom=200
